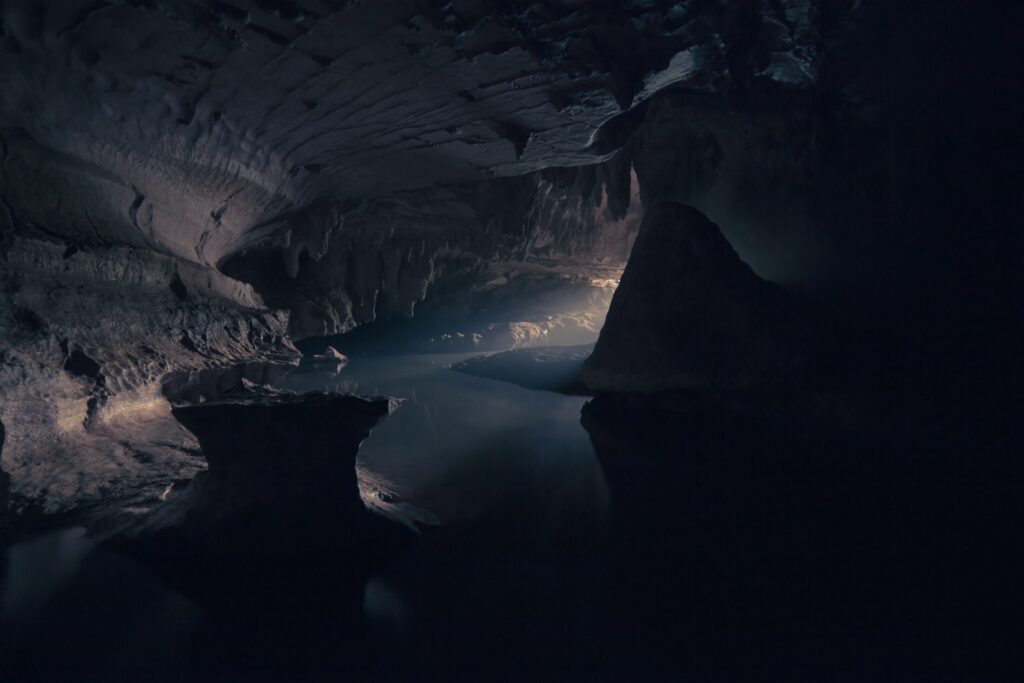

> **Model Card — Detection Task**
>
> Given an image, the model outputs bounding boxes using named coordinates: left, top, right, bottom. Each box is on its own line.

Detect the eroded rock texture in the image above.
left=0, top=236, right=298, bottom=518
left=0, top=0, right=717, bottom=267
left=0, top=0, right=837, bottom=346
left=220, top=161, right=641, bottom=341
left=1, top=0, right=1020, bottom=525
left=582, top=203, right=823, bottom=393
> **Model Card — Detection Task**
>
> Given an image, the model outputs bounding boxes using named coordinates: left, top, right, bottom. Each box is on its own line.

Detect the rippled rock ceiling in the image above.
left=1, top=0, right=1020, bottom=519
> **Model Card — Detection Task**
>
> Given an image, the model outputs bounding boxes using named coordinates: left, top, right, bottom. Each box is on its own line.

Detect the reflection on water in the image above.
left=279, top=353, right=609, bottom=531
left=0, top=527, right=202, bottom=681
left=1, top=352, right=610, bottom=681
left=1, top=527, right=92, bottom=621
left=5, top=353, right=1015, bottom=680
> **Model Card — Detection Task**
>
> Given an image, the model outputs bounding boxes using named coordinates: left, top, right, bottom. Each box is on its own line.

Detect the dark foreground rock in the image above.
left=582, top=203, right=826, bottom=393
left=118, top=386, right=406, bottom=562
left=578, top=389, right=1024, bottom=680
left=452, top=345, right=593, bottom=393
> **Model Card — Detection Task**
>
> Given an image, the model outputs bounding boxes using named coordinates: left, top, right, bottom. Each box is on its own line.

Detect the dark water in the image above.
left=2, top=354, right=1022, bottom=681
left=280, top=353, right=607, bottom=531
left=0, top=354, right=610, bottom=682
left=280, top=354, right=612, bottom=681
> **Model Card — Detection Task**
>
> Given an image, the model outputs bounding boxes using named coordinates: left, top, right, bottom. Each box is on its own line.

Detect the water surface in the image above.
left=280, top=353, right=608, bottom=531
left=2, top=352, right=611, bottom=681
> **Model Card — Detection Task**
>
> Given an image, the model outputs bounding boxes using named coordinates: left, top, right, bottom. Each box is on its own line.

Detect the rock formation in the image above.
left=582, top=203, right=824, bottom=393
left=118, top=385, right=405, bottom=561
left=0, top=236, right=300, bottom=520
left=0, top=0, right=1019, bottom=532
left=0, top=0, right=836, bottom=349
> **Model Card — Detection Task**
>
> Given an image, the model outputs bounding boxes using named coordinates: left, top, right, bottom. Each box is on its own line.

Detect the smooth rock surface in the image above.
left=582, top=203, right=823, bottom=393
left=0, top=236, right=299, bottom=518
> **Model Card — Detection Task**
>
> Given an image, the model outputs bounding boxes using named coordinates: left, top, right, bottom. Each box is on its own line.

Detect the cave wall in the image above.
left=584, top=1, right=1024, bottom=384
left=222, top=161, right=641, bottom=339
left=0, top=0, right=1020, bottom=522
left=0, top=235, right=298, bottom=516
left=0, top=0, right=832, bottom=343
left=0, top=0, right=716, bottom=519
left=0, top=0, right=730, bottom=268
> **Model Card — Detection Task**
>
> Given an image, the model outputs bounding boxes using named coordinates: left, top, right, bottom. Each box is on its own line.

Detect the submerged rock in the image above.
left=0, top=237, right=299, bottom=521
left=582, top=203, right=826, bottom=393
left=303, top=346, right=349, bottom=374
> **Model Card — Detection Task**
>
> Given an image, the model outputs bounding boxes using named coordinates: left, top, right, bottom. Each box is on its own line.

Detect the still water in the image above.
left=4, top=354, right=1019, bottom=681
left=0, top=353, right=611, bottom=681
left=279, top=353, right=608, bottom=530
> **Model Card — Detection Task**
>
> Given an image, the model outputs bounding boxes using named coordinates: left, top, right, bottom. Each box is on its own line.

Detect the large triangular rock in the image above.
left=582, top=203, right=823, bottom=393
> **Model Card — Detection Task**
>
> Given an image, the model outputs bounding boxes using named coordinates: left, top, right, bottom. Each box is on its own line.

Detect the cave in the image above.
left=1, top=1, right=1022, bottom=681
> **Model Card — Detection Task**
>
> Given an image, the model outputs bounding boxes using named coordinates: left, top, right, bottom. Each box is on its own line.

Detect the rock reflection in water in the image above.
left=279, top=353, right=610, bottom=533
left=1, top=352, right=611, bottom=682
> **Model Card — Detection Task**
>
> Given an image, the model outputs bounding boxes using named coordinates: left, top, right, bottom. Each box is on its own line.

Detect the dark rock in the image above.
left=0, top=238, right=299, bottom=519
left=376, top=490, right=399, bottom=505
left=0, top=2, right=701, bottom=273
left=582, top=203, right=825, bottom=393
left=168, top=272, right=189, bottom=301
left=89, top=387, right=412, bottom=679
left=0, top=416, right=7, bottom=517
left=121, top=386, right=405, bottom=561
left=62, top=345, right=104, bottom=384
left=578, top=385, right=1024, bottom=679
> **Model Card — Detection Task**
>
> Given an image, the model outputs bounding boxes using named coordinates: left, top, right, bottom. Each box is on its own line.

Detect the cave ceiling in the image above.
left=0, top=0, right=821, bottom=267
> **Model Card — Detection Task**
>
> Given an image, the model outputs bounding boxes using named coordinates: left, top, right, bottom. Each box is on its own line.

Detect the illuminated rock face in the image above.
left=582, top=204, right=823, bottom=393
left=0, top=0, right=822, bottom=343
left=0, top=237, right=299, bottom=517
left=221, top=167, right=642, bottom=339
left=0, top=0, right=745, bottom=268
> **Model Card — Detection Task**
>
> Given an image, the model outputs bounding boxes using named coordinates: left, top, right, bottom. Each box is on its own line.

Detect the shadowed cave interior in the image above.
left=1, top=1, right=1022, bottom=681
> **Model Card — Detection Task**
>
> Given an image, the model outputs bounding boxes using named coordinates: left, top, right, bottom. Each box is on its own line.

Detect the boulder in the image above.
left=128, top=386, right=405, bottom=560
left=582, top=203, right=825, bottom=393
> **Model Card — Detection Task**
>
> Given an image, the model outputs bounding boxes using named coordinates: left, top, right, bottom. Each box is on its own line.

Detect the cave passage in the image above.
left=1, top=1, right=1021, bottom=680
